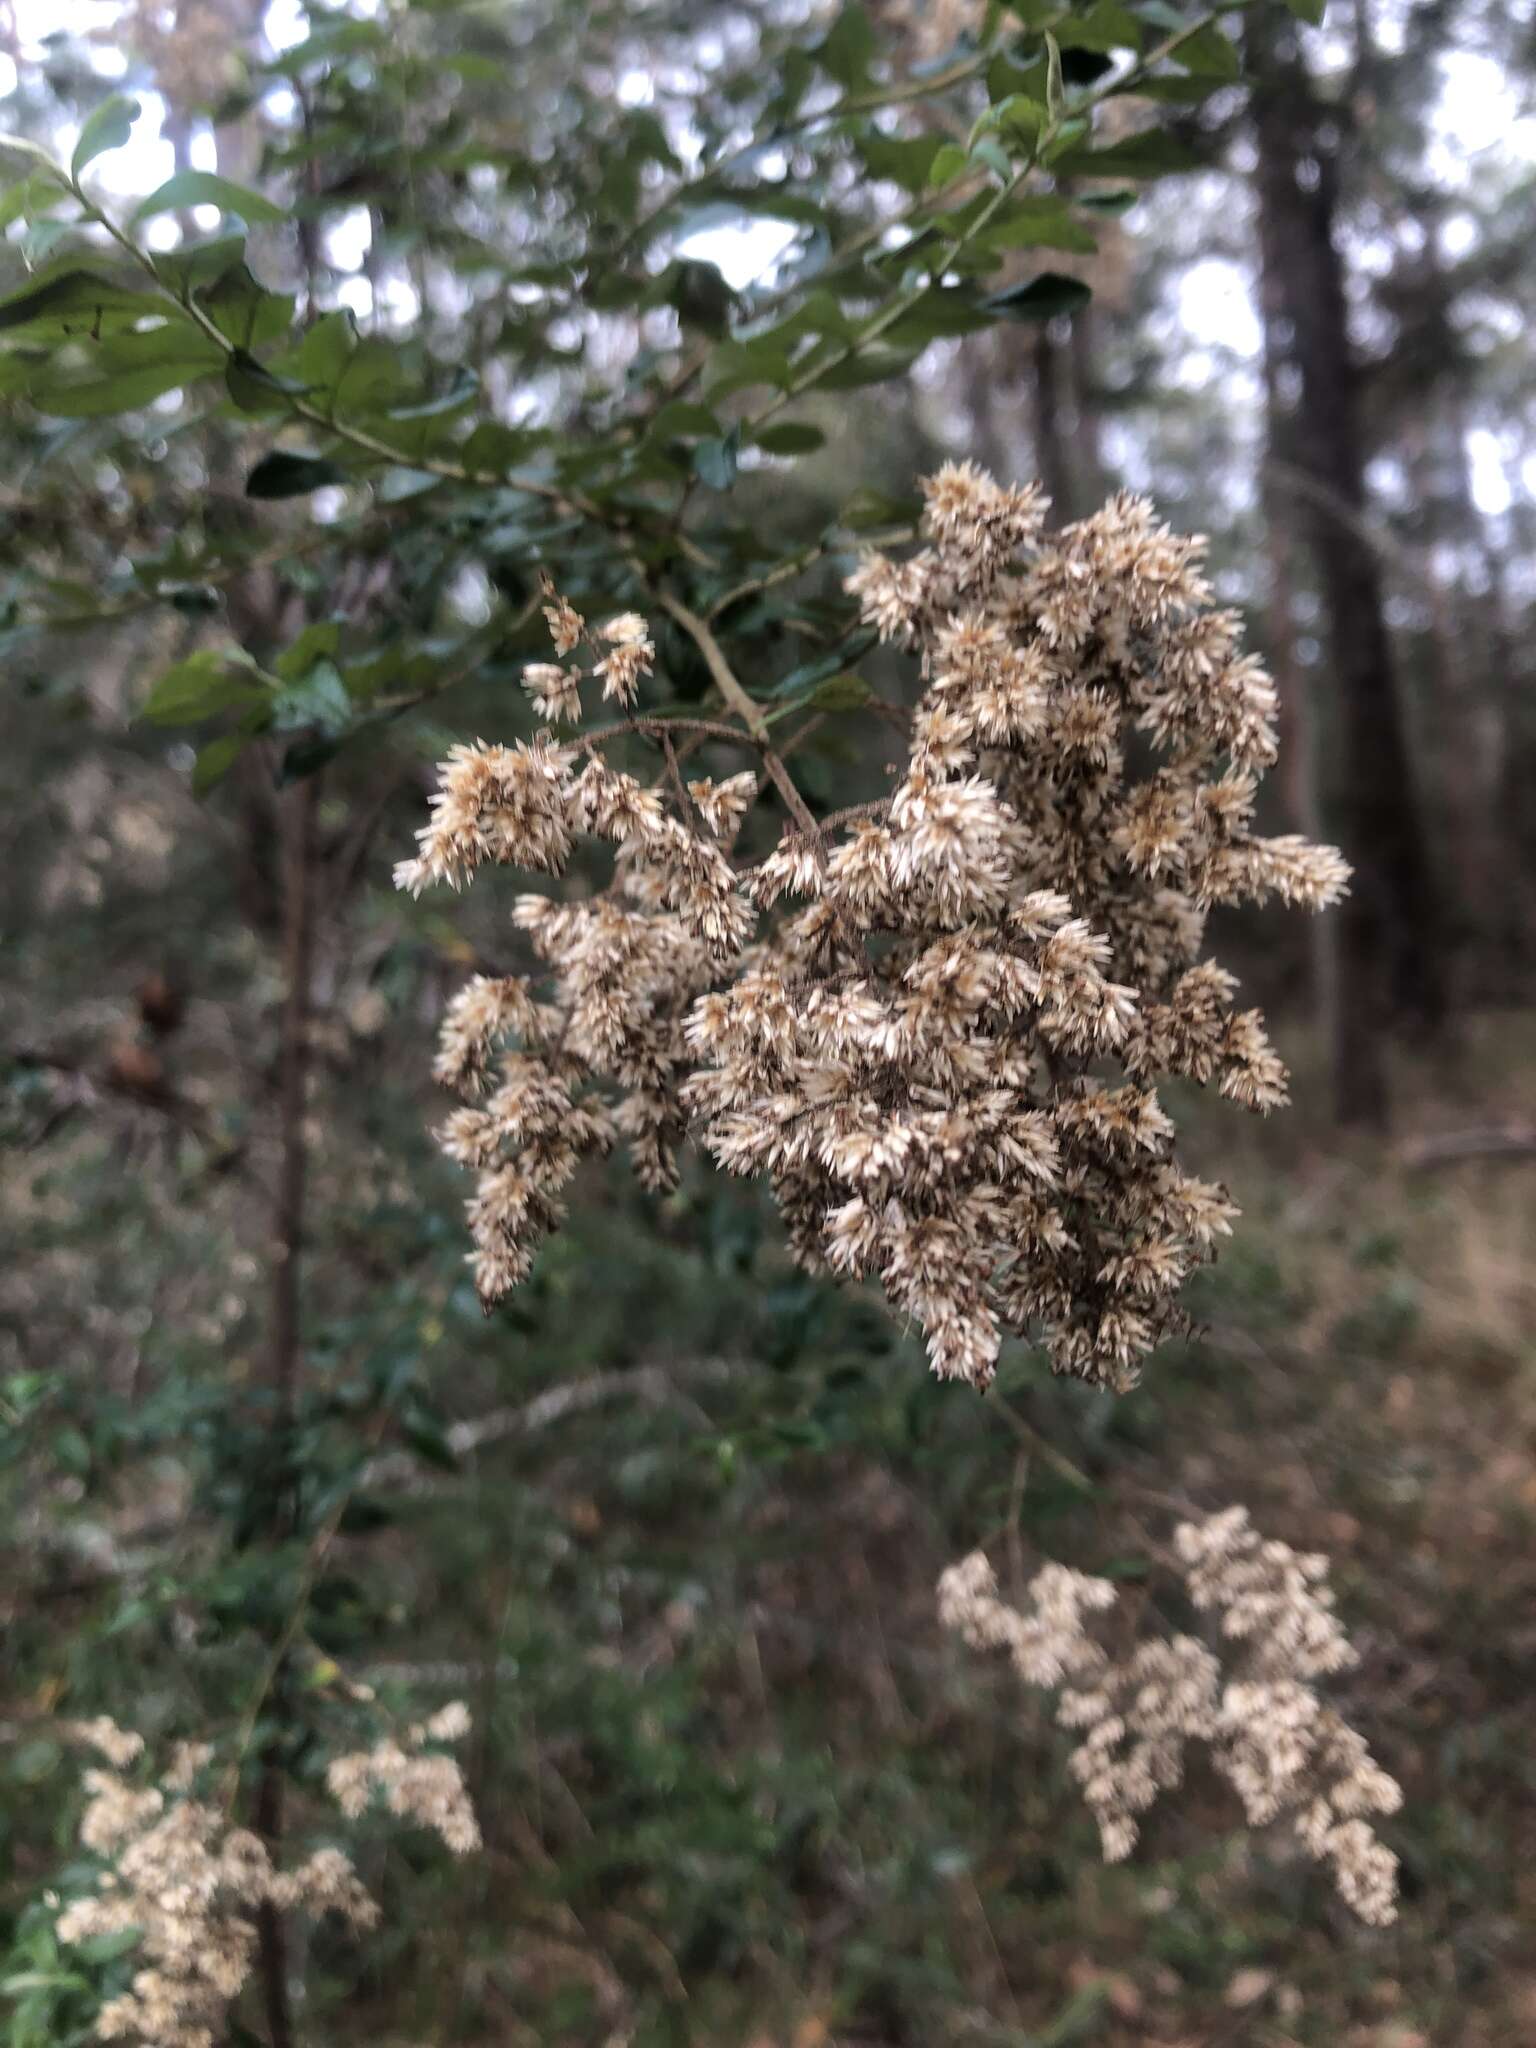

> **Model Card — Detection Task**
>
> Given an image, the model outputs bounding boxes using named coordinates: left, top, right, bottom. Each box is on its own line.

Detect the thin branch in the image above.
left=603, top=47, right=994, bottom=274
left=1398, top=1123, right=1536, bottom=1169
left=63, top=172, right=597, bottom=518
left=649, top=589, right=837, bottom=859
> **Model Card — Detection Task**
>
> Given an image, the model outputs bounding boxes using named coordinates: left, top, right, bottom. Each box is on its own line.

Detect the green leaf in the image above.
left=693, top=430, right=739, bottom=491
left=750, top=421, right=825, bottom=455
left=1171, top=21, right=1241, bottom=79
left=17, top=216, right=72, bottom=268
left=0, top=266, right=170, bottom=341
left=277, top=734, right=341, bottom=783
left=881, top=290, right=995, bottom=345
left=274, top=620, right=342, bottom=682
left=585, top=266, right=649, bottom=312
left=71, top=95, right=140, bottom=177
left=268, top=14, right=384, bottom=73
left=290, top=309, right=356, bottom=397
left=152, top=233, right=248, bottom=295
left=816, top=2, right=876, bottom=90
left=459, top=421, right=537, bottom=474
left=648, top=399, right=722, bottom=441
left=375, top=465, right=441, bottom=502
left=814, top=345, right=922, bottom=390
left=71, top=1928, right=144, bottom=1966
left=770, top=647, right=852, bottom=701
left=809, top=672, right=871, bottom=711
left=970, top=136, right=1014, bottom=181
left=9, top=1738, right=61, bottom=1785
left=29, top=361, right=210, bottom=417
left=20, top=318, right=225, bottom=417
left=98, top=321, right=225, bottom=373
left=192, top=731, right=247, bottom=795
left=271, top=657, right=351, bottom=734
left=1127, top=73, right=1231, bottom=104
left=1282, top=0, right=1325, bottom=19
left=245, top=451, right=348, bottom=498
left=225, top=350, right=306, bottom=415
left=665, top=257, right=735, bottom=337
left=839, top=486, right=919, bottom=530
left=1040, top=115, right=1090, bottom=164
left=988, top=47, right=1045, bottom=101
left=1044, top=31, right=1065, bottom=123
left=382, top=372, right=479, bottom=445
left=929, top=142, right=969, bottom=188
left=857, top=132, right=942, bottom=193
left=196, top=263, right=295, bottom=350
left=1083, top=0, right=1141, bottom=49
left=1077, top=188, right=1138, bottom=214
left=980, top=197, right=1097, bottom=256
left=1055, top=0, right=1141, bottom=53
left=990, top=95, right=1044, bottom=147
left=141, top=649, right=263, bottom=725
left=132, top=170, right=286, bottom=226
left=0, top=170, right=69, bottom=231
left=983, top=271, right=1092, bottom=321
left=332, top=335, right=406, bottom=414
left=1050, top=131, right=1201, bottom=179
left=758, top=291, right=856, bottom=346
left=704, top=336, right=796, bottom=399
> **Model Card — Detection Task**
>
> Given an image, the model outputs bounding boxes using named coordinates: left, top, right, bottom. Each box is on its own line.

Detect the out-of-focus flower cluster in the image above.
left=938, top=1505, right=1401, bottom=1924
left=398, top=464, right=1346, bottom=1392
left=326, top=1700, right=481, bottom=1856
left=54, top=1705, right=478, bottom=2047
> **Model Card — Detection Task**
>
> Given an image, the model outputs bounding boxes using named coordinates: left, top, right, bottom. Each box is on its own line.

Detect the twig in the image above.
left=1398, top=1123, right=1536, bottom=1169
left=360, top=1359, right=741, bottom=1492
left=648, top=589, right=838, bottom=863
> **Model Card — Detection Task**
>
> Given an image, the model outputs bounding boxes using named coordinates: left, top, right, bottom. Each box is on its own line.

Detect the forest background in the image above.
left=2, top=0, right=1535, bottom=2043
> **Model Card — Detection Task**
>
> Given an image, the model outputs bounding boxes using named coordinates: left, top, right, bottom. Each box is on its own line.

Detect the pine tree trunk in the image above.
left=1248, top=13, right=1447, bottom=1127
left=1258, top=402, right=1338, bottom=1061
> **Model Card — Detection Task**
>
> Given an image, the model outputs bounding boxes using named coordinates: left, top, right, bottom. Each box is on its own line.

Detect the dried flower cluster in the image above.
left=938, top=1506, right=1401, bottom=1924
left=55, top=1706, right=478, bottom=2047
left=399, top=463, right=1346, bottom=1391
left=326, top=1700, right=481, bottom=1855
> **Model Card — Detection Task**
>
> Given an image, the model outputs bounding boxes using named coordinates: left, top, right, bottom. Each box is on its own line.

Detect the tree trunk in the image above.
left=1066, top=302, right=1108, bottom=509
left=1030, top=325, right=1078, bottom=527
left=1248, top=13, right=1447, bottom=1127
left=1258, top=377, right=1338, bottom=1059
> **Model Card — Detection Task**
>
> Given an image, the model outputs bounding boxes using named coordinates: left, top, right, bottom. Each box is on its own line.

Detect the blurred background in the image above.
left=2, top=0, right=1535, bottom=2043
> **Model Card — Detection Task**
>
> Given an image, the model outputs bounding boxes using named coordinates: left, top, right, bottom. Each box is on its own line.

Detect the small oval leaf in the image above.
left=71, top=95, right=141, bottom=177
left=246, top=450, right=348, bottom=498
left=132, top=170, right=286, bottom=226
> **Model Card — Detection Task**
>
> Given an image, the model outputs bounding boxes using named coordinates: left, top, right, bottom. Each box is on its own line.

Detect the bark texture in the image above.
left=1249, top=14, right=1447, bottom=1126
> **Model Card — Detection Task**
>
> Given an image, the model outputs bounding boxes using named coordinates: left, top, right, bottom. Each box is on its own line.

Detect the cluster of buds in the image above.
left=398, top=463, right=1347, bottom=1392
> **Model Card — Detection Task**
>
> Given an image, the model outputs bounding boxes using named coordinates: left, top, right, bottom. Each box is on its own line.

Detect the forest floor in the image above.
left=6, top=1013, right=1536, bottom=2048
left=331, top=1012, right=1536, bottom=2048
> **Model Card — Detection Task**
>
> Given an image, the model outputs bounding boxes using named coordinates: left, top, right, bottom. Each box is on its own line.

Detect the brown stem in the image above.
left=251, top=771, right=318, bottom=2048
left=269, top=777, right=316, bottom=1416
left=649, top=590, right=833, bottom=857
left=254, top=1823, right=293, bottom=2048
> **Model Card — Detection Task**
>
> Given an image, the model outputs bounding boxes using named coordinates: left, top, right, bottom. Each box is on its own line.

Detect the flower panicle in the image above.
left=400, top=466, right=1346, bottom=1391
left=939, top=1507, right=1400, bottom=1925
